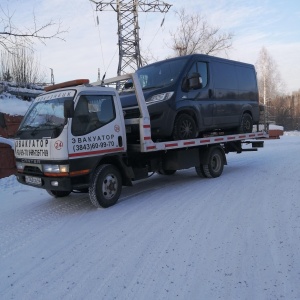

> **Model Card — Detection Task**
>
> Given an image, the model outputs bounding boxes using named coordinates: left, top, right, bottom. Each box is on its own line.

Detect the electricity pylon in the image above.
left=90, top=0, right=171, bottom=76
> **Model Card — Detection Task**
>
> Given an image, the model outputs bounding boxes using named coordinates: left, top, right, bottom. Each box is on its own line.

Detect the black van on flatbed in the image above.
left=120, top=54, right=260, bottom=140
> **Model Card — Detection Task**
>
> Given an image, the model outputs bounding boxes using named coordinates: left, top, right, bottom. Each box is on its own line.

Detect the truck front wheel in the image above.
left=202, top=148, right=224, bottom=178
left=89, top=164, right=122, bottom=208
left=46, top=190, right=71, bottom=197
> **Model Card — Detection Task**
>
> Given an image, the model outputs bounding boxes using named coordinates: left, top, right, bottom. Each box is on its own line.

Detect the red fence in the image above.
left=0, top=114, right=23, bottom=178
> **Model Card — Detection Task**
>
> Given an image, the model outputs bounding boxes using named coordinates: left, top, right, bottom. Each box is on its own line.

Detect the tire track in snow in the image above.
left=0, top=194, right=91, bottom=258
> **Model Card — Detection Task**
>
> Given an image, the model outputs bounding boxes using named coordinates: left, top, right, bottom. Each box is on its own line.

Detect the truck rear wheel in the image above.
left=195, top=165, right=207, bottom=178
left=46, top=190, right=71, bottom=198
left=202, top=148, right=224, bottom=178
left=89, top=164, right=122, bottom=208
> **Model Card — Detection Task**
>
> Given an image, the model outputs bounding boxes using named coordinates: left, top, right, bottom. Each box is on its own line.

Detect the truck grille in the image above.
left=24, top=166, right=43, bottom=176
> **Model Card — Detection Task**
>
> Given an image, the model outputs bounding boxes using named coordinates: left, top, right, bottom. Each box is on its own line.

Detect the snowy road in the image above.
left=1, top=135, right=300, bottom=300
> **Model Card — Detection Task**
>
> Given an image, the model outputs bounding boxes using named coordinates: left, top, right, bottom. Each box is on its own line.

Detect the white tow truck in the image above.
left=12, top=74, right=268, bottom=208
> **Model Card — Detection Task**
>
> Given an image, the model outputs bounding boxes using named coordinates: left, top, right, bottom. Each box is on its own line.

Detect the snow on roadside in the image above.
left=0, top=135, right=300, bottom=300
left=0, top=93, right=31, bottom=116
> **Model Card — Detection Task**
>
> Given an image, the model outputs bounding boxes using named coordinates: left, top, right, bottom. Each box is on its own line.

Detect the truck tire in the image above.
left=202, top=148, right=224, bottom=178
left=89, top=164, right=122, bottom=208
left=172, top=113, right=198, bottom=140
left=46, top=190, right=71, bottom=198
left=239, top=113, right=253, bottom=133
left=195, top=165, right=207, bottom=178
left=157, top=169, right=177, bottom=175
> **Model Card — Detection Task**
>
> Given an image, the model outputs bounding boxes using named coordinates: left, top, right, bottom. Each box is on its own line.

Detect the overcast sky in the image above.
left=2, top=0, right=300, bottom=93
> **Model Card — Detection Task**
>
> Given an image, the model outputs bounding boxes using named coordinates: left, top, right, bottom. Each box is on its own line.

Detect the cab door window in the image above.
left=71, top=95, right=115, bottom=136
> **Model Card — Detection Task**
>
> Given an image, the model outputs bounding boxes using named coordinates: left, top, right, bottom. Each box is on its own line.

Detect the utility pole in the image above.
left=90, top=0, right=171, bottom=76
left=50, top=68, right=55, bottom=85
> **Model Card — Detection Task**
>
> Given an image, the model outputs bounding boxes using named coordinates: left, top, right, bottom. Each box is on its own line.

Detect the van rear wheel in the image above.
left=239, top=113, right=253, bottom=133
left=172, top=114, right=198, bottom=140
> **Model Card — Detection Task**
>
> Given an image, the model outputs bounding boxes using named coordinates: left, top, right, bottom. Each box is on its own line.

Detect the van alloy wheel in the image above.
left=172, top=113, right=198, bottom=140
left=239, top=113, right=253, bottom=133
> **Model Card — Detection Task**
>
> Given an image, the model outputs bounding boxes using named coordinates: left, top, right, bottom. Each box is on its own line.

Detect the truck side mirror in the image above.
left=0, top=112, right=7, bottom=128
left=64, top=99, right=74, bottom=118
left=188, top=72, right=202, bottom=90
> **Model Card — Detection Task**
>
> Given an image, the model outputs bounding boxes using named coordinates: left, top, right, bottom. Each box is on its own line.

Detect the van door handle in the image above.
left=209, top=89, right=213, bottom=98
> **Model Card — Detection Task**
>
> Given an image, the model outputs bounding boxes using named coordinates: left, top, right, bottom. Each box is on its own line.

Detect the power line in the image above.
left=90, top=0, right=171, bottom=76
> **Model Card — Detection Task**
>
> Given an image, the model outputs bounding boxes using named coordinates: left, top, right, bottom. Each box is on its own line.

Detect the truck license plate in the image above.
left=25, top=176, right=42, bottom=186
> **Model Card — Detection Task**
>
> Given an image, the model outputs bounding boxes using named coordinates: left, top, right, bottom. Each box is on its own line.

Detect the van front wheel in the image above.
left=172, top=114, right=198, bottom=140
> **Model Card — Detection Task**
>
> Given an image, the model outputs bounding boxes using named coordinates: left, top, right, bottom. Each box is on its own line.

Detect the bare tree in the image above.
left=0, top=4, right=66, bottom=54
left=170, top=9, right=233, bottom=56
left=1, top=47, right=46, bottom=85
left=255, top=47, right=285, bottom=124
left=255, top=47, right=284, bottom=105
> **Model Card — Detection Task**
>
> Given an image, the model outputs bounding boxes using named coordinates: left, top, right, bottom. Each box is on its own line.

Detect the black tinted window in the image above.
left=236, top=66, right=257, bottom=91
left=197, top=62, right=208, bottom=88
left=187, top=62, right=208, bottom=88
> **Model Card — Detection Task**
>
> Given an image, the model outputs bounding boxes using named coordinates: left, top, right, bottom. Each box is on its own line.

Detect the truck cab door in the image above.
left=68, top=93, right=126, bottom=159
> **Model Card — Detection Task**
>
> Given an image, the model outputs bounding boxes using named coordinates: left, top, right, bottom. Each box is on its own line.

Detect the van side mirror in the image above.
left=64, top=99, right=74, bottom=118
left=0, top=112, right=7, bottom=128
left=123, top=80, right=133, bottom=90
left=188, top=72, right=202, bottom=90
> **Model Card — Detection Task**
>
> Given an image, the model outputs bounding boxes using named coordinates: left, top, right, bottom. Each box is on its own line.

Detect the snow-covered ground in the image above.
left=0, top=133, right=300, bottom=300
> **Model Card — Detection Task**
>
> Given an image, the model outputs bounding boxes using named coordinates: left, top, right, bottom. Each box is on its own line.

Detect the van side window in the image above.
left=237, top=66, right=257, bottom=91
left=187, top=62, right=208, bottom=88
left=72, top=95, right=116, bottom=136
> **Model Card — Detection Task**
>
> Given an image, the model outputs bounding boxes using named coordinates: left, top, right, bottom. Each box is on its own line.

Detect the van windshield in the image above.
left=137, top=58, right=188, bottom=90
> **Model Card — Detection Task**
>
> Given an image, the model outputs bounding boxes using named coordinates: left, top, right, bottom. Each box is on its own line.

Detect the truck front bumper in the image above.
left=16, top=173, right=73, bottom=191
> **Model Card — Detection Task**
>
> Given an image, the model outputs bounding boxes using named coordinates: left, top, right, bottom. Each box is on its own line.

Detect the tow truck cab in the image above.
left=14, top=80, right=127, bottom=193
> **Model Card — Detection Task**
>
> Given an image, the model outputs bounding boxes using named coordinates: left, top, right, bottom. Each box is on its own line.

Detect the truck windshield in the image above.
left=137, top=58, right=188, bottom=89
left=17, top=90, right=75, bottom=138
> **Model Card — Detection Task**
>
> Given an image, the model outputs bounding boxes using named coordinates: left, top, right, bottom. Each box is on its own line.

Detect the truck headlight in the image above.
left=147, top=92, right=174, bottom=105
left=43, top=164, right=69, bottom=176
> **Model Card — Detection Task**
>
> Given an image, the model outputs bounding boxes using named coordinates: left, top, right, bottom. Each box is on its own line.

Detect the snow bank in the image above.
left=0, top=137, right=14, bottom=148
left=0, top=93, right=31, bottom=116
left=269, top=124, right=284, bottom=130
left=284, top=130, right=300, bottom=136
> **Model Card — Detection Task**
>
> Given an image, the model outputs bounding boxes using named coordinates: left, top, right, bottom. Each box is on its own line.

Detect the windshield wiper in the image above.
left=20, top=124, right=37, bottom=131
